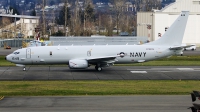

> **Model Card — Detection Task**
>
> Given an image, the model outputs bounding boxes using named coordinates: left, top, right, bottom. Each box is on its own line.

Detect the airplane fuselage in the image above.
left=6, top=45, right=176, bottom=65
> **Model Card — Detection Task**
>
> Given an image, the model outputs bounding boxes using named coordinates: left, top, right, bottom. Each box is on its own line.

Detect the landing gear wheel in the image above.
left=23, top=67, right=26, bottom=71
left=95, top=66, right=102, bottom=71
left=97, top=67, right=102, bottom=71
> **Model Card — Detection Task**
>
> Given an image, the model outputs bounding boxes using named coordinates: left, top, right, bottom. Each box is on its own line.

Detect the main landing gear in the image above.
left=95, top=65, right=102, bottom=71
left=23, top=67, right=26, bottom=71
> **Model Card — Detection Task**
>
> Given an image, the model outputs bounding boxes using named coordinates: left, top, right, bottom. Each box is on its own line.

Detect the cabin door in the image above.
left=26, top=48, right=31, bottom=59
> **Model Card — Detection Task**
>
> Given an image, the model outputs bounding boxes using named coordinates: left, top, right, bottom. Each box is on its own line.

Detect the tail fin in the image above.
left=147, top=11, right=189, bottom=46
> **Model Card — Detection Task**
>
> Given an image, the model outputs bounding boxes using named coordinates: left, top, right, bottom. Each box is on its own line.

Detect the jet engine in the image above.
left=69, top=59, right=88, bottom=69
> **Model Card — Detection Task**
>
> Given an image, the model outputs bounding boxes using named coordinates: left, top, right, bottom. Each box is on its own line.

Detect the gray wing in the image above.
left=87, top=55, right=119, bottom=65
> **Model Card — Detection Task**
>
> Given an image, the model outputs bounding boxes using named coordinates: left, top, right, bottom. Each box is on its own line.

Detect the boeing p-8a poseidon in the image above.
left=6, top=11, right=190, bottom=71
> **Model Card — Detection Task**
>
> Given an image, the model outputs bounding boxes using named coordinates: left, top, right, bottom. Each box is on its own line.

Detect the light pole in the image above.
left=14, top=14, right=17, bottom=36
left=151, top=12, right=154, bottom=41
left=64, top=0, right=68, bottom=36
left=42, top=0, right=46, bottom=39
left=14, top=13, right=17, bottom=47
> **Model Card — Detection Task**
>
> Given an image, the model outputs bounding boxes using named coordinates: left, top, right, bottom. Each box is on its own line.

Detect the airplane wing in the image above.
left=169, top=45, right=194, bottom=50
left=86, top=55, right=119, bottom=65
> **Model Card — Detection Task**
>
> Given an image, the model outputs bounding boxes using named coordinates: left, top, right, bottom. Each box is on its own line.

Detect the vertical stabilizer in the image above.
left=147, top=11, right=189, bottom=46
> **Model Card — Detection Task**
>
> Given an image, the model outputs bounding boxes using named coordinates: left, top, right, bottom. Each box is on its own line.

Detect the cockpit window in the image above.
left=13, top=52, right=20, bottom=55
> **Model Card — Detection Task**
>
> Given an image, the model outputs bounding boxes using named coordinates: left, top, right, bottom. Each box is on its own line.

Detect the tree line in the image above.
left=50, top=0, right=162, bottom=36
left=0, top=0, right=163, bottom=37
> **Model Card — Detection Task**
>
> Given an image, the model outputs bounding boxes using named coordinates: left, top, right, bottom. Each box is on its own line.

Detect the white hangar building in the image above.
left=137, top=0, right=200, bottom=45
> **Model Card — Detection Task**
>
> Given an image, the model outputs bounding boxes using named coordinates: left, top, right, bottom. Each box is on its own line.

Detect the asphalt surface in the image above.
left=0, top=47, right=18, bottom=55
left=0, top=66, right=200, bottom=80
left=0, top=96, right=195, bottom=112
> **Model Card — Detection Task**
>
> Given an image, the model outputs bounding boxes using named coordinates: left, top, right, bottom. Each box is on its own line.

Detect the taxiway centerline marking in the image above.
left=177, top=68, right=194, bottom=71
left=130, top=71, right=147, bottom=73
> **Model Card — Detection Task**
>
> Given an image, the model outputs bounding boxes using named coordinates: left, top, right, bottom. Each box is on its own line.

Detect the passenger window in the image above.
left=50, top=51, right=52, bottom=56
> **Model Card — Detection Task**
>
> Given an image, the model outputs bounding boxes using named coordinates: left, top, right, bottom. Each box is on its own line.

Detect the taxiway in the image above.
left=0, top=96, right=194, bottom=112
left=0, top=66, right=200, bottom=80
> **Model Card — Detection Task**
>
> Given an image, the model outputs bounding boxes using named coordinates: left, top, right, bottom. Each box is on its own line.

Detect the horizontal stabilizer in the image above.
left=169, top=45, right=195, bottom=50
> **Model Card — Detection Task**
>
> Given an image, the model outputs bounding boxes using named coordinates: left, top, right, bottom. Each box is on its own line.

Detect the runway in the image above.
left=0, top=96, right=193, bottom=112
left=0, top=66, right=200, bottom=80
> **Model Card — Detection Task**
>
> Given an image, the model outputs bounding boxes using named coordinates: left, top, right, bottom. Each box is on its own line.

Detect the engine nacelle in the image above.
left=69, top=59, right=88, bottom=69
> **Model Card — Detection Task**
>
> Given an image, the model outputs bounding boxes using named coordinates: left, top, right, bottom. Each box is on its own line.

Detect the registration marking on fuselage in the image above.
left=130, top=71, right=147, bottom=73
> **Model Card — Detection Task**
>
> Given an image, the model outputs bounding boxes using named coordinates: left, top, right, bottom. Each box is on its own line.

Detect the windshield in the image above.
left=13, top=52, right=20, bottom=55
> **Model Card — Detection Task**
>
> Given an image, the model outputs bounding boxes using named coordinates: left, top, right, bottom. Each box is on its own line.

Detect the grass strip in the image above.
left=0, top=80, right=199, bottom=96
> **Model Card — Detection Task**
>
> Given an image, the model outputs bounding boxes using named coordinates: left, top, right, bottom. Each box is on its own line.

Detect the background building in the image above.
left=137, top=0, right=200, bottom=45
left=0, top=14, right=39, bottom=39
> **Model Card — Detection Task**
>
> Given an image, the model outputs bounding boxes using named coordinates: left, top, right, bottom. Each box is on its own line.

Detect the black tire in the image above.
left=95, top=65, right=98, bottom=70
left=95, top=65, right=102, bottom=71
left=97, top=67, right=102, bottom=71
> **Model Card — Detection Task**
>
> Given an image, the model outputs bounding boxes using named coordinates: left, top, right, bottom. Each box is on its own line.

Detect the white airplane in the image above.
left=6, top=11, right=190, bottom=71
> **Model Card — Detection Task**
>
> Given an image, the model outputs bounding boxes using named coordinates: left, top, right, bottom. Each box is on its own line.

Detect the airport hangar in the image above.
left=137, top=0, right=200, bottom=46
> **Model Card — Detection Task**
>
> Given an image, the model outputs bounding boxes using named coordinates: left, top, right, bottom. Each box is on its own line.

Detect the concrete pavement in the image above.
left=0, top=66, right=200, bottom=80
left=0, top=96, right=194, bottom=112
